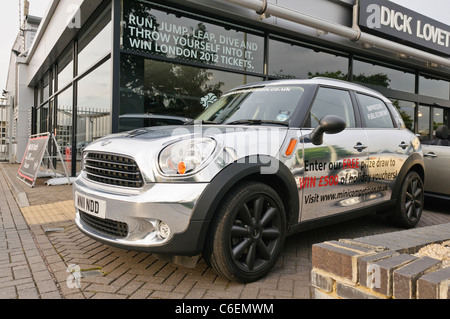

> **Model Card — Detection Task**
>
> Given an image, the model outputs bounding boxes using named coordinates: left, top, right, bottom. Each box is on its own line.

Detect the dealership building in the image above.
left=4, top=0, right=450, bottom=176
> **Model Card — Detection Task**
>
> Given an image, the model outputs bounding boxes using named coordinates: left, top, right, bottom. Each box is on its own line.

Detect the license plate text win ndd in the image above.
left=75, top=192, right=106, bottom=219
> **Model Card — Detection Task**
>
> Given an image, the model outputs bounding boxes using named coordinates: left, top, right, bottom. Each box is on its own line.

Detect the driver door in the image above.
left=299, top=87, right=369, bottom=222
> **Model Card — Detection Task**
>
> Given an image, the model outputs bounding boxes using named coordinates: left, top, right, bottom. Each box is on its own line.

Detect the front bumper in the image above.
left=74, top=176, right=209, bottom=255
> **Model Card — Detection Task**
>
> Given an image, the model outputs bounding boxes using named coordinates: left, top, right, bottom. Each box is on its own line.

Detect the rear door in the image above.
left=356, top=93, right=413, bottom=206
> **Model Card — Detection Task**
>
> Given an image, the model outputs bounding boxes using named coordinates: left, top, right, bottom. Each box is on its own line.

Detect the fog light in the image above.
left=157, top=221, right=170, bottom=239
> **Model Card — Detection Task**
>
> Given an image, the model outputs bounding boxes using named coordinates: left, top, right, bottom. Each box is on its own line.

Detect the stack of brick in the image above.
left=311, top=223, right=450, bottom=299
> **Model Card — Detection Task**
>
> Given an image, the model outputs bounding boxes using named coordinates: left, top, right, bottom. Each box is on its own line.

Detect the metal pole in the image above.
left=0, top=103, right=3, bottom=160
left=223, top=0, right=450, bottom=68
left=9, top=97, right=14, bottom=164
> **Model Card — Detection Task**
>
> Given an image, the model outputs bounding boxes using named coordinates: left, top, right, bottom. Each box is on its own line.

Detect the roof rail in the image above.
left=312, top=77, right=383, bottom=95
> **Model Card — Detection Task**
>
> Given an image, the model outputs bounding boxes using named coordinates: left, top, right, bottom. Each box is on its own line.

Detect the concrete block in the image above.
left=312, top=288, right=336, bottom=299
left=393, top=256, right=442, bottom=299
left=312, top=240, right=372, bottom=282
left=417, top=268, right=450, bottom=299
left=336, top=282, right=383, bottom=299
left=358, top=250, right=399, bottom=288
left=370, top=254, right=417, bottom=297
left=311, top=270, right=334, bottom=293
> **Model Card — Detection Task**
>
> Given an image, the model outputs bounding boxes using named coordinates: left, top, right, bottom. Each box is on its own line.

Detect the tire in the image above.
left=203, top=182, right=286, bottom=283
left=388, top=171, right=424, bottom=228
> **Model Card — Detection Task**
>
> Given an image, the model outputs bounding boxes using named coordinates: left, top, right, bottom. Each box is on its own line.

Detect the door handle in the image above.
left=424, top=152, right=438, bottom=158
left=399, top=142, right=409, bottom=149
left=353, top=142, right=367, bottom=152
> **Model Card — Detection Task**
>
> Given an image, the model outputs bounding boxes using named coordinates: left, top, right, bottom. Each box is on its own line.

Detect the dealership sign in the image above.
left=359, top=0, right=450, bottom=56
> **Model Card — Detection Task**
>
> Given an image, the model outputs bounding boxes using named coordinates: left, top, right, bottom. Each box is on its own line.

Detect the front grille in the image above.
left=80, top=211, right=129, bottom=238
left=84, top=152, right=144, bottom=188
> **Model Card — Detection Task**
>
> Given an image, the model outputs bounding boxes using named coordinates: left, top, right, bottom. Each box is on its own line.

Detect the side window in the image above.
left=305, top=87, right=356, bottom=128
left=357, top=93, right=394, bottom=128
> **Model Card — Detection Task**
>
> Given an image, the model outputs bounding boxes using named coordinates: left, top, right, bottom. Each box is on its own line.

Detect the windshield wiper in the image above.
left=226, top=119, right=289, bottom=126
left=184, top=119, right=217, bottom=125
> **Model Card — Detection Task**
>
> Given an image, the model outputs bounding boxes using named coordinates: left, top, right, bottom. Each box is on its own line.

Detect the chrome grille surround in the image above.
left=84, top=152, right=144, bottom=188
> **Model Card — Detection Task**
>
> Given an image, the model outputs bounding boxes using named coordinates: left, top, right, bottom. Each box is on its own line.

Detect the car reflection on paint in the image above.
left=422, top=125, right=450, bottom=199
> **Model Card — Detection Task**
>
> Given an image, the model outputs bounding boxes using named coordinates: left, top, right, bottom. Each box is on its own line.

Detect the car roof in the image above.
left=232, top=77, right=391, bottom=103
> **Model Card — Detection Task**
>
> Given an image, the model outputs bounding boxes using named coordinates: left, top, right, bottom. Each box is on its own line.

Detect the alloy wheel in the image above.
left=229, top=194, right=283, bottom=273
left=404, top=176, right=423, bottom=223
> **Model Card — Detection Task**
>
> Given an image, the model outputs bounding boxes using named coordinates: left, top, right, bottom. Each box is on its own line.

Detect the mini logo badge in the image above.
left=100, top=139, right=111, bottom=147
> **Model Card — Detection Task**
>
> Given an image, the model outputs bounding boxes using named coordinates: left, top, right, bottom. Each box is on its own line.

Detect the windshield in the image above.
left=196, top=85, right=306, bottom=125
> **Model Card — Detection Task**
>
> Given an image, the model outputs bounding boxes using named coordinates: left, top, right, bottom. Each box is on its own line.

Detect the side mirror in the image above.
left=310, top=115, right=346, bottom=145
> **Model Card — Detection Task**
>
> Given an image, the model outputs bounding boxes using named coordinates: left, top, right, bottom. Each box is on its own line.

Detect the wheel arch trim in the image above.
left=391, top=153, right=425, bottom=202
left=190, top=155, right=299, bottom=250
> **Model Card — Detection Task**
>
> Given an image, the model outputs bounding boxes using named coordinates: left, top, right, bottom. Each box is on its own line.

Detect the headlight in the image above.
left=158, top=138, right=216, bottom=176
left=81, top=151, right=87, bottom=171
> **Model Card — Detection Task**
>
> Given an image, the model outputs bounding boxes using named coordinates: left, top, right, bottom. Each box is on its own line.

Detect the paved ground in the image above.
left=1, top=162, right=449, bottom=299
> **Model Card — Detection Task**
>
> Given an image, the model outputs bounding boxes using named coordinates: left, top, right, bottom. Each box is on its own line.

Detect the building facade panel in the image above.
left=3, top=0, right=449, bottom=175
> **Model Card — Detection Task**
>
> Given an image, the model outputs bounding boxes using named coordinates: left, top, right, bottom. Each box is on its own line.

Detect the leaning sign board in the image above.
left=17, top=133, right=50, bottom=187
left=17, top=133, right=53, bottom=187
left=17, top=133, right=72, bottom=187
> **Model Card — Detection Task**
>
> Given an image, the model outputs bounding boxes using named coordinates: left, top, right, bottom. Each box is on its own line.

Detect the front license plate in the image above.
left=75, top=192, right=106, bottom=219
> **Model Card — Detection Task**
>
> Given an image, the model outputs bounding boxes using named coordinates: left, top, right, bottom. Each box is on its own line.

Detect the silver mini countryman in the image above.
left=73, top=78, right=425, bottom=283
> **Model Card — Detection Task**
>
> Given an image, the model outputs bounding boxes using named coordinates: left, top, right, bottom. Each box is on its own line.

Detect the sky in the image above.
left=0, top=0, right=51, bottom=92
left=0, top=0, right=449, bottom=92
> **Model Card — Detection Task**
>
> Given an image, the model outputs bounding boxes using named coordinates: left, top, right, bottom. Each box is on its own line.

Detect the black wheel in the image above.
left=388, top=171, right=424, bottom=228
left=203, top=182, right=286, bottom=283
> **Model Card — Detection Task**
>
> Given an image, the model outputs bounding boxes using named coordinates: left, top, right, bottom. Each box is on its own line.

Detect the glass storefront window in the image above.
left=37, top=83, right=42, bottom=105
left=77, top=5, right=112, bottom=75
left=56, top=86, right=73, bottom=172
left=391, top=100, right=415, bottom=132
left=58, top=47, right=73, bottom=91
left=353, top=60, right=415, bottom=93
left=36, top=107, right=41, bottom=134
left=40, top=102, right=49, bottom=133
left=268, top=38, right=348, bottom=79
left=121, top=1, right=264, bottom=74
left=418, top=105, right=430, bottom=138
left=43, top=73, right=50, bottom=102
left=419, top=76, right=450, bottom=100
left=433, top=107, right=444, bottom=134
left=76, top=60, right=112, bottom=172
left=119, top=53, right=263, bottom=131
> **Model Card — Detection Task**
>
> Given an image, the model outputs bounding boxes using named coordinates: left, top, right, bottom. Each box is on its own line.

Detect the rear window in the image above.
left=357, top=94, right=394, bottom=128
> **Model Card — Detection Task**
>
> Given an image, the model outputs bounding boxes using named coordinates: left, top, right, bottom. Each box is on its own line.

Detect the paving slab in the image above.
left=1, top=162, right=449, bottom=299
